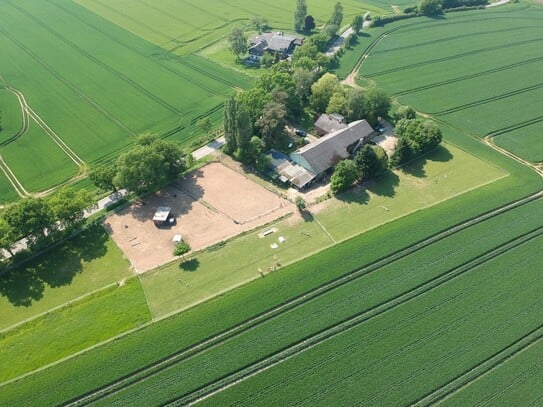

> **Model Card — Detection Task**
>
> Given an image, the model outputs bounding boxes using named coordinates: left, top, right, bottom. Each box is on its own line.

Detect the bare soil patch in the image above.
left=105, top=163, right=294, bottom=273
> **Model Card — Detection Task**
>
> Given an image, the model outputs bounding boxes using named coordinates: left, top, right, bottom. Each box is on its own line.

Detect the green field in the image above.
left=0, top=0, right=251, bottom=196
left=355, top=5, right=543, bottom=162
left=74, top=0, right=390, bottom=55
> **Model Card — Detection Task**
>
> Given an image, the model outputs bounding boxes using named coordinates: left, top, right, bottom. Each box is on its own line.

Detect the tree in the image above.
left=251, top=16, right=268, bottom=33
left=114, top=136, right=186, bottom=194
left=293, top=68, right=316, bottom=101
left=330, top=159, right=358, bottom=194
left=310, top=73, right=340, bottom=112
left=256, top=101, right=287, bottom=149
left=364, top=87, right=391, bottom=125
left=395, top=105, right=417, bottom=121
left=223, top=97, right=237, bottom=154
left=304, top=15, right=316, bottom=31
left=228, top=28, right=248, bottom=60
left=420, top=121, right=443, bottom=152
left=390, top=137, right=412, bottom=167
left=0, top=217, right=16, bottom=256
left=235, top=102, right=254, bottom=164
left=48, top=187, right=92, bottom=232
left=260, top=51, right=275, bottom=68
left=294, top=195, right=306, bottom=210
left=354, top=145, right=379, bottom=180
left=419, top=0, right=443, bottom=15
left=3, top=198, right=54, bottom=248
left=326, top=89, right=347, bottom=116
left=330, top=2, right=344, bottom=27
left=197, top=117, right=213, bottom=134
left=352, top=14, right=363, bottom=33
left=89, top=163, right=117, bottom=191
left=345, top=89, right=366, bottom=121
left=325, top=24, right=339, bottom=37
left=294, top=0, right=308, bottom=32
left=173, top=241, right=191, bottom=256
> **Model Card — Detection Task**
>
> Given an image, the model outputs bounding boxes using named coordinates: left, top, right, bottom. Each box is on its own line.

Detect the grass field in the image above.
left=355, top=5, right=543, bottom=162
left=0, top=0, right=251, bottom=196
left=74, top=0, right=391, bottom=56
left=140, top=142, right=505, bottom=317
left=3, top=191, right=539, bottom=405
left=0, top=171, right=19, bottom=204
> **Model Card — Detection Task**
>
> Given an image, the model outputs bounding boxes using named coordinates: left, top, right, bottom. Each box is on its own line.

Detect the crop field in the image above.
left=356, top=5, right=543, bottom=162
left=2, top=191, right=541, bottom=405
left=0, top=0, right=251, bottom=197
left=74, top=0, right=391, bottom=56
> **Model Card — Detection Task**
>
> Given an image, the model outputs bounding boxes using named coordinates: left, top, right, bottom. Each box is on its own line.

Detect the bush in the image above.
left=173, top=242, right=191, bottom=256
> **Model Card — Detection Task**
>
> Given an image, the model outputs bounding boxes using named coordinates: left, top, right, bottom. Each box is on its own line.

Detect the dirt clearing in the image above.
left=105, top=163, right=294, bottom=273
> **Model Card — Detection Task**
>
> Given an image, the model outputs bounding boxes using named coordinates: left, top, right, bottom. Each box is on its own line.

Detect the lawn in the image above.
left=0, top=0, right=251, bottom=197
left=0, top=225, right=132, bottom=331
left=0, top=277, right=150, bottom=383
left=353, top=5, right=543, bottom=162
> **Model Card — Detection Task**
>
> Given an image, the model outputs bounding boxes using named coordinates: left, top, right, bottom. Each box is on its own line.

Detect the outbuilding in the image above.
left=152, top=206, right=171, bottom=227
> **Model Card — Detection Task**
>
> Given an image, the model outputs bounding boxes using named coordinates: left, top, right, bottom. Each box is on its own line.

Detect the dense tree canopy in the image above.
left=89, top=164, right=117, bottom=192
left=363, top=87, right=391, bottom=125
left=419, top=0, right=443, bottom=15
left=48, top=188, right=93, bottom=231
left=391, top=118, right=443, bottom=166
left=330, top=2, right=344, bottom=27
left=113, top=135, right=186, bottom=194
left=304, top=15, right=316, bottom=31
left=352, top=14, right=363, bottom=33
left=0, top=217, right=16, bottom=256
left=3, top=198, right=54, bottom=248
left=256, top=101, right=287, bottom=149
left=310, top=73, right=340, bottom=112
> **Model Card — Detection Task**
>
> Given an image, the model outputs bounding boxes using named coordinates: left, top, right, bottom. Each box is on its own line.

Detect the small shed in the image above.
left=153, top=206, right=171, bottom=227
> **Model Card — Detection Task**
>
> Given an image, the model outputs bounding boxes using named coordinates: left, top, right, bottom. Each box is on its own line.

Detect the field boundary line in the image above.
left=0, top=154, right=29, bottom=197
left=0, top=282, right=120, bottom=335
left=413, top=324, right=543, bottom=406
left=58, top=195, right=542, bottom=406
left=165, top=228, right=543, bottom=406
left=311, top=214, right=337, bottom=243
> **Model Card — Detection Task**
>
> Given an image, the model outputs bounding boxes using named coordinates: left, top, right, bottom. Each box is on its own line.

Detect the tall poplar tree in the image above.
left=294, top=0, right=307, bottom=32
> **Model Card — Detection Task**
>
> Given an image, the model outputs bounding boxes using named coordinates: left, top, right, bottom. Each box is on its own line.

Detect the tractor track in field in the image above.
left=61, top=193, right=543, bottom=406
left=7, top=1, right=181, bottom=115
left=414, top=324, right=543, bottom=406
left=163, top=228, right=543, bottom=406
left=0, top=26, right=134, bottom=136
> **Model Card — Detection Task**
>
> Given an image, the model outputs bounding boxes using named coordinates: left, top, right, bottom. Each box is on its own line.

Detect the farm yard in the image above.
left=1, top=0, right=543, bottom=406
left=0, top=0, right=251, bottom=199
left=105, top=163, right=293, bottom=273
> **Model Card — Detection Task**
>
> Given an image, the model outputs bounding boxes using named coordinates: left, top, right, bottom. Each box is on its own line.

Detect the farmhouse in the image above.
left=249, top=32, right=304, bottom=61
left=266, top=149, right=316, bottom=189
left=290, top=119, right=375, bottom=179
left=314, top=113, right=347, bottom=136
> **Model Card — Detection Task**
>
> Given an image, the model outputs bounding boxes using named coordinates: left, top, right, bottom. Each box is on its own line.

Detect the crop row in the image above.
left=1, top=184, right=541, bottom=405
left=58, top=196, right=543, bottom=405
left=198, top=235, right=543, bottom=406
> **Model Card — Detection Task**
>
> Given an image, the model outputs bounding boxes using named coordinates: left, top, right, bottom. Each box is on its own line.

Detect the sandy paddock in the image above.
left=105, top=163, right=294, bottom=273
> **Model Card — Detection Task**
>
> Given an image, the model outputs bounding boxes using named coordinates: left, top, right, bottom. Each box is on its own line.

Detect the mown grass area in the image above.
left=0, top=0, right=251, bottom=196
left=355, top=5, right=543, bottom=162
left=315, top=142, right=506, bottom=241
left=0, top=150, right=540, bottom=405
left=0, top=225, right=133, bottom=331
left=140, top=141, right=505, bottom=317
left=0, top=277, right=150, bottom=383
left=74, top=0, right=389, bottom=56
left=203, top=236, right=543, bottom=406
left=441, top=336, right=543, bottom=407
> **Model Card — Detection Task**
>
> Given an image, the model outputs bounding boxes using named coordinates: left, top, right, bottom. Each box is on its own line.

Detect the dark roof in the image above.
left=314, top=113, right=347, bottom=134
left=250, top=32, right=302, bottom=54
left=291, top=120, right=375, bottom=175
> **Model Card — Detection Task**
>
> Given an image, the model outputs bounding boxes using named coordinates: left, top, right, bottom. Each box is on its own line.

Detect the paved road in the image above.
left=325, top=27, right=354, bottom=57
left=192, top=136, right=225, bottom=160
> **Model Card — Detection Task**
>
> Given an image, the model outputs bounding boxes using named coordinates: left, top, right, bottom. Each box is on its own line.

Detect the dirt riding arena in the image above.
left=105, top=163, right=294, bottom=273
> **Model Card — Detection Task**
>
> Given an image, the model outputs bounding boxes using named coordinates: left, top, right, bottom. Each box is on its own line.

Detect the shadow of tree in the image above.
left=0, top=224, right=109, bottom=307
left=366, top=171, right=400, bottom=198
left=337, top=185, right=370, bottom=204
left=427, top=145, right=454, bottom=162
left=401, top=146, right=454, bottom=178
left=180, top=258, right=200, bottom=272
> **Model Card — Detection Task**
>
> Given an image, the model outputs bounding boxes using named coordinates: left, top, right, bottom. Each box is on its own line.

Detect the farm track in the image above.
left=62, top=192, right=543, bottom=406
left=412, top=324, right=543, bottom=406
left=164, top=228, right=543, bottom=406
left=7, top=1, right=181, bottom=115
left=365, top=37, right=543, bottom=78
